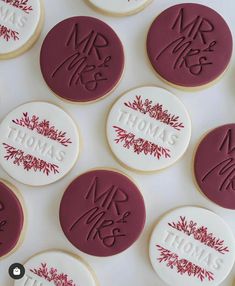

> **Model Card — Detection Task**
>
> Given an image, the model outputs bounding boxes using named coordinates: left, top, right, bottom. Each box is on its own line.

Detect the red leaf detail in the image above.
left=168, top=216, right=229, bottom=254
left=113, top=126, right=171, bottom=159
left=156, top=245, right=214, bottom=282
left=3, top=143, right=59, bottom=176
left=1, top=0, right=33, bottom=13
left=12, top=112, right=72, bottom=147
left=0, top=25, right=19, bottom=41
left=124, top=95, right=184, bottom=131
left=30, top=263, right=76, bottom=286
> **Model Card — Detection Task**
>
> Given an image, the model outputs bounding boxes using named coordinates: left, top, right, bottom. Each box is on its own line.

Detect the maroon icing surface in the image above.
left=59, top=170, right=146, bottom=257
left=194, top=124, right=235, bottom=209
left=40, top=16, right=124, bottom=103
left=147, top=4, right=233, bottom=88
left=0, top=182, right=24, bottom=257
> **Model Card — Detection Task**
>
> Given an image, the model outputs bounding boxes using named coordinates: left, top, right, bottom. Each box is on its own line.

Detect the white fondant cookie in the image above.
left=0, top=0, right=44, bottom=59
left=14, top=250, right=97, bottom=286
left=106, top=86, right=191, bottom=172
left=87, top=0, right=152, bottom=16
left=149, top=207, right=235, bottom=286
left=0, top=102, right=79, bottom=186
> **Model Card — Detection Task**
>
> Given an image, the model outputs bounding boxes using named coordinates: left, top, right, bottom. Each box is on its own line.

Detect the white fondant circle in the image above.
left=0, top=0, right=41, bottom=54
left=14, top=250, right=97, bottom=286
left=149, top=207, right=235, bottom=286
left=88, top=0, right=151, bottom=15
left=106, top=86, right=191, bottom=172
left=0, top=102, right=79, bottom=186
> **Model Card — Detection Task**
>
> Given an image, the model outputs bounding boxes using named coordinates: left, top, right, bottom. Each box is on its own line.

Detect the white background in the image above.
left=0, top=0, right=235, bottom=285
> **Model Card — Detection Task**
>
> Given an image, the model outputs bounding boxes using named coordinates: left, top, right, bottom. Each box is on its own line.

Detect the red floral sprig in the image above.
left=3, top=143, right=59, bottom=176
left=30, top=263, right=76, bottom=286
left=1, top=0, right=33, bottom=13
left=0, top=25, right=19, bottom=41
left=113, top=126, right=171, bottom=159
left=12, top=112, right=72, bottom=147
left=125, top=95, right=184, bottom=131
left=168, top=216, right=229, bottom=254
left=156, top=245, right=214, bottom=282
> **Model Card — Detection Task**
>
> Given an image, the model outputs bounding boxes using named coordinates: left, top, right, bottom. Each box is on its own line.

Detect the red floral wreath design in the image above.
left=113, top=126, right=171, bottom=159
left=13, top=112, right=72, bottom=147
left=0, top=25, right=19, bottom=41
left=156, top=245, right=214, bottom=282
left=30, top=263, right=76, bottom=286
left=125, top=95, right=184, bottom=131
left=168, top=216, right=229, bottom=254
left=3, top=143, right=59, bottom=176
left=1, top=0, right=33, bottom=13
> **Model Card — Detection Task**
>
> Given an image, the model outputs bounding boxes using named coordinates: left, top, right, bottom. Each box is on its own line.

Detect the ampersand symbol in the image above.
left=189, top=57, right=212, bottom=75
left=85, top=72, right=107, bottom=91
left=0, top=220, right=7, bottom=231
left=102, top=228, right=126, bottom=248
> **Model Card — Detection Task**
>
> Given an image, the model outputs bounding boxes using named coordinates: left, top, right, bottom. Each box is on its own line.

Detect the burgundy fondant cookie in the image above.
left=59, top=169, right=146, bottom=257
left=40, top=17, right=124, bottom=103
left=147, top=4, right=233, bottom=88
left=0, top=181, right=24, bottom=259
left=194, top=124, right=235, bottom=209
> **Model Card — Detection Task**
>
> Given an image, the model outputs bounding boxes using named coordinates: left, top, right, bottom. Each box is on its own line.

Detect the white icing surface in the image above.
left=0, top=102, right=79, bottom=186
left=88, top=0, right=151, bottom=15
left=149, top=207, right=235, bottom=286
left=0, top=0, right=41, bottom=54
left=14, top=250, right=97, bottom=286
left=106, top=86, right=191, bottom=172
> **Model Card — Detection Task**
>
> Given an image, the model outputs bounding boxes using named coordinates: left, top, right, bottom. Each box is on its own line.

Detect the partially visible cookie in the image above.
left=0, top=102, right=80, bottom=186
left=40, top=16, right=124, bottom=103
left=59, top=169, right=146, bottom=257
left=0, top=0, right=44, bottom=59
left=0, top=180, right=25, bottom=259
left=149, top=206, right=235, bottom=286
left=147, top=4, right=233, bottom=89
left=87, top=0, right=152, bottom=16
left=194, top=124, right=235, bottom=209
left=106, top=86, right=191, bottom=172
left=14, top=250, right=98, bottom=286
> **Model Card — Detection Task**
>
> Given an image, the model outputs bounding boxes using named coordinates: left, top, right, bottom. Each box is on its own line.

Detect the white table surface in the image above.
left=0, top=0, right=235, bottom=285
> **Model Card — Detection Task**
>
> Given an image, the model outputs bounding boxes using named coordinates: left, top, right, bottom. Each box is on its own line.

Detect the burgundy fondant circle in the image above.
left=194, top=124, right=235, bottom=209
left=0, top=182, right=24, bottom=258
left=40, top=16, right=124, bottom=103
left=59, top=169, right=146, bottom=257
left=147, top=4, right=233, bottom=88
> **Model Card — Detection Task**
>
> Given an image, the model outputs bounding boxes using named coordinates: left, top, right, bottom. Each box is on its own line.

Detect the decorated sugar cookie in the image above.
left=40, top=16, right=124, bottom=103
left=87, top=0, right=152, bottom=16
left=0, top=180, right=25, bottom=259
left=147, top=4, right=233, bottom=89
left=60, top=169, right=146, bottom=257
left=0, top=0, right=44, bottom=59
left=14, top=250, right=97, bottom=286
left=149, top=207, right=235, bottom=286
left=106, top=86, right=191, bottom=172
left=0, top=102, right=80, bottom=186
left=194, top=124, right=235, bottom=209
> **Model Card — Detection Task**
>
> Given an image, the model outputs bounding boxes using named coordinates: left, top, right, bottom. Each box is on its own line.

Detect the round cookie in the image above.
left=0, top=0, right=44, bottom=60
left=194, top=124, right=235, bottom=209
left=87, top=0, right=152, bottom=16
left=149, top=206, right=235, bottom=286
left=59, top=169, right=146, bottom=257
left=106, top=86, right=191, bottom=172
left=147, top=4, right=233, bottom=89
left=0, top=180, right=25, bottom=259
left=40, top=16, right=124, bottom=103
left=14, top=250, right=98, bottom=286
left=0, top=102, right=80, bottom=186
